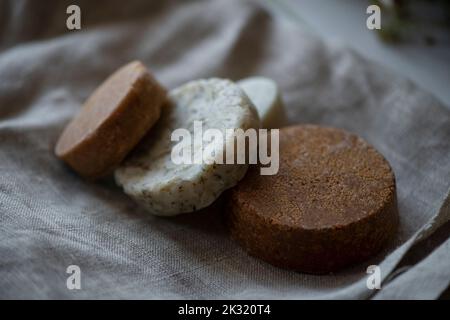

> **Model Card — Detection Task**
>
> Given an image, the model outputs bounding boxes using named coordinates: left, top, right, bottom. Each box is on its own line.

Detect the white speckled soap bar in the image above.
left=115, top=78, right=259, bottom=216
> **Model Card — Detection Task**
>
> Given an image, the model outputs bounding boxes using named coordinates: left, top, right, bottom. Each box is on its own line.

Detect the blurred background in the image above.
left=1, top=0, right=449, bottom=106
left=267, top=0, right=450, bottom=106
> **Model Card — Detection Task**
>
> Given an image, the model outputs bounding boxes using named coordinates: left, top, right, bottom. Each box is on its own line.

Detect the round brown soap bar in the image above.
left=228, top=125, right=398, bottom=274
left=55, top=61, right=166, bottom=179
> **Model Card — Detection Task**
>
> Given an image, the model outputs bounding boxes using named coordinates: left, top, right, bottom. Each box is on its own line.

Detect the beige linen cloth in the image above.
left=0, top=0, right=449, bottom=299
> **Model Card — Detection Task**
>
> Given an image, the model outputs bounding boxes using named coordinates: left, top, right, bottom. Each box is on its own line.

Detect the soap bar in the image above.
left=55, top=61, right=166, bottom=180
left=115, top=78, right=259, bottom=216
left=237, top=77, right=286, bottom=128
left=228, top=125, right=398, bottom=274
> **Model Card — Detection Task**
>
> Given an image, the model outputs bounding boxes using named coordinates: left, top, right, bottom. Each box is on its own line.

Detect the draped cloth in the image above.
left=0, top=0, right=449, bottom=299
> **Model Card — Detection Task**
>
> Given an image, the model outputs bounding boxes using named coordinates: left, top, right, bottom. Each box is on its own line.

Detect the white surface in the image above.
left=238, top=76, right=286, bottom=128
left=271, top=0, right=450, bottom=107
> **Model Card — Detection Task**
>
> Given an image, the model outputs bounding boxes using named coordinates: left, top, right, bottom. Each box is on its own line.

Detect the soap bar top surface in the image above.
left=229, top=124, right=398, bottom=273
left=237, top=76, right=285, bottom=129
left=55, top=61, right=166, bottom=179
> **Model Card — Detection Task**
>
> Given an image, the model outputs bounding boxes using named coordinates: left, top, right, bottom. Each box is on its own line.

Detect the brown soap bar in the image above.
left=55, top=61, right=166, bottom=179
left=228, top=125, right=398, bottom=274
